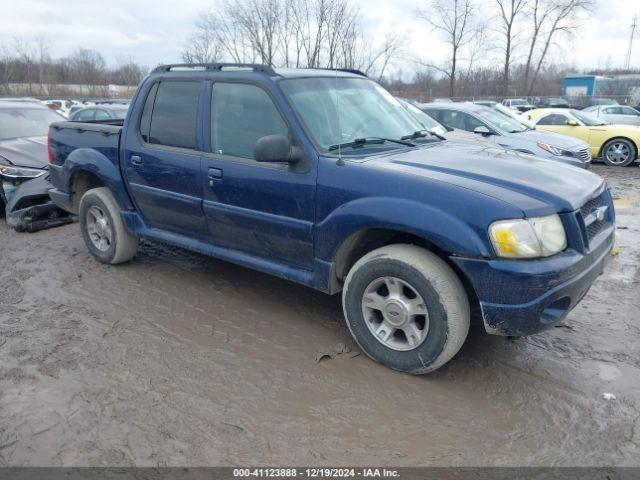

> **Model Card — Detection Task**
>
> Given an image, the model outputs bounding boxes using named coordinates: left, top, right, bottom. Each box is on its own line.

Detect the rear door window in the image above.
left=139, top=83, right=158, bottom=143
left=210, top=83, right=288, bottom=159
left=148, top=81, right=201, bottom=149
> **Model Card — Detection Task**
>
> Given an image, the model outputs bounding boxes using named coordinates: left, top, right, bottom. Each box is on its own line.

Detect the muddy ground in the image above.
left=0, top=165, right=639, bottom=467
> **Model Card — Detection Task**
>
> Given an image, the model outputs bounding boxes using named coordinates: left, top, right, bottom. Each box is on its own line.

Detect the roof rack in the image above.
left=152, top=63, right=277, bottom=74
left=331, top=68, right=367, bottom=77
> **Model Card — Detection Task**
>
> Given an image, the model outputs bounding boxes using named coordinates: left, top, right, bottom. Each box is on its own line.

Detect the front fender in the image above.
left=315, top=196, right=493, bottom=262
left=63, top=148, right=133, bottom=210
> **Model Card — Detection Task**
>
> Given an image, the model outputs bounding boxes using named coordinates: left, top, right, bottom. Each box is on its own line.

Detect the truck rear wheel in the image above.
left=342, top=244, right=469, bottom=374
left=79, top=187, right=139, bottom=264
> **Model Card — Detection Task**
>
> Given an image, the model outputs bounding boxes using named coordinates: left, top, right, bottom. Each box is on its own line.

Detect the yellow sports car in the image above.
left=523, top=108, right=640, bottom=166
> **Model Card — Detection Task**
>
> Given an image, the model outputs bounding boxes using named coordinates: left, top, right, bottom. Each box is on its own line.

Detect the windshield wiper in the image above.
left=328, top=137, right=415, bottom=151
left=401, top=129, right=432, bottom=140
left=402, top=129, right=446, bottom=141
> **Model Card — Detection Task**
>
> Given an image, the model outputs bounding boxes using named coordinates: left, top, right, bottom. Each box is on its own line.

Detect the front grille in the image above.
left=577, top=148, right=591, bottom=162
left=586, top=220, right=605, bottom=239
left=580, top=194, right=603, bottom=218
left=579, top=193, right=608, bottom=244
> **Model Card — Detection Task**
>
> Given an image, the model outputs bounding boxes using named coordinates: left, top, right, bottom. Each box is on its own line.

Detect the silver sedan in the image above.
left=582, top=105, right=640, bottom=126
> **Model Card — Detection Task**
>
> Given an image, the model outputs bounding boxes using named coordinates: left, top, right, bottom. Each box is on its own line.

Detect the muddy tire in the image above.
left=79, top=187, right=139, bottom=264
left=342, top=244, right=469, bottom=374
left=602, top=138, right=637, bottom=167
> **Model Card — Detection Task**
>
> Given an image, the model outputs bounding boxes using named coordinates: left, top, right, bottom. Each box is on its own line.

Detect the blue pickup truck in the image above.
left=47, top=64, right=615, bottom=374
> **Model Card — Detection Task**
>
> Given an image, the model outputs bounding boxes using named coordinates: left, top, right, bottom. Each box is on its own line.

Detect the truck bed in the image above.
left=49, top=120, right=123, bottom=167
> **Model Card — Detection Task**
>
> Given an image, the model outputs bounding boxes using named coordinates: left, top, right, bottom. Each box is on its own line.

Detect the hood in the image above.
left=506, top=129, right=588, bottom=151
left=366, top=141, right=604, bottom=216
left=0, top=136, right=49, bottom=169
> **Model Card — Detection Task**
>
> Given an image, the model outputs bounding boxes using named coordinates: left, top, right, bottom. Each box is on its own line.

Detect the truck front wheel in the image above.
left=342, top=244, right=470, bottom=374
left=79, top=187, right=139, bottom=264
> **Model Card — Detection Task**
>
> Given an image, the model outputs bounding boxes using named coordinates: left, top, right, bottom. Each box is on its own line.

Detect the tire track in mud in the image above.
left=0, top=165, right=639, bottom=466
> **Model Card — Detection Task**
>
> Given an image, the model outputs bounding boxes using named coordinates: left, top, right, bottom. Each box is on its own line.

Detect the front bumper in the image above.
left=48, top=187, right=74, bottom=213
left=451, top=228, right=614, bottom=336
left=555, top=155, right=590, bottom=169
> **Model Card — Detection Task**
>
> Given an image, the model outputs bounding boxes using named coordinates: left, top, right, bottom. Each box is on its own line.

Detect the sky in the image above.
left=1, top=0, right=638, bottom=75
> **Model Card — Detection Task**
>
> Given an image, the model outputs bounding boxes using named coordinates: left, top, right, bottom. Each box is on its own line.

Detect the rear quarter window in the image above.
left=148, top=81, right=201, bottom=149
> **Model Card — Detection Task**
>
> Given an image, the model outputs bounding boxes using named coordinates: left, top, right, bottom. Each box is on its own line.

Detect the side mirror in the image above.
left=473, top=125, right=493, bottom=136
left=567, top=120, right=579, bottom=126
left=254, top=134, right=299, bottom=163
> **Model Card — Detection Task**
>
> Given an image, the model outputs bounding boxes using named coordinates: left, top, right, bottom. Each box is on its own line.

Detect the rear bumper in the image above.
left=47, top=164, right=75, bottom=213
left=452, top=230, right=614, bottom=336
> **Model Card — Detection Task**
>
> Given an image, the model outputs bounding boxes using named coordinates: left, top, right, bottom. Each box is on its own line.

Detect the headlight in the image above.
left=0, top=165, right=46, bottom=179
left=537, top=142, right=571, bottom=157
left=489, top=214, right=567, bottom=258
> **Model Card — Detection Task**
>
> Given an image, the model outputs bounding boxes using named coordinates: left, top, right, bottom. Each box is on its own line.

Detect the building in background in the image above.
left=562, top=74, right=640, bottom=104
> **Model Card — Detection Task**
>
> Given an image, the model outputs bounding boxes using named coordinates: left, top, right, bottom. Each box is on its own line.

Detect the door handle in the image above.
left=131, top=155, right=142, bottom=166
left=208, top=167, right=223, bottom=186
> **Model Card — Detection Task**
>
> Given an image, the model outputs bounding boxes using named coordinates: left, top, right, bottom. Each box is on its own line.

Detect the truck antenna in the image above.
left=335, top=67, right=344, bottom=166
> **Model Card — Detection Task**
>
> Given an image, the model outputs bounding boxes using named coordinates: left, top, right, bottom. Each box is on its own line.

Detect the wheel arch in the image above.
left=327, top=227, right=481, bottom=320
left=69, top=170, right=105, bottom=213
left=64, top=148, right=134, bottom=214
left=598, top=136, right=638, bottom=159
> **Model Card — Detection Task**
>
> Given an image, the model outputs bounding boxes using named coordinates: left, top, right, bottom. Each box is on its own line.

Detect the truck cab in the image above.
left=47, top=64, right=615, bottom=374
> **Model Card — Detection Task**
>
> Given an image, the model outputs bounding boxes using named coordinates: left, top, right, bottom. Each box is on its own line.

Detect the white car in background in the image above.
left=42, top=99, right=75, bottom=118
left=582, top=105, right=640, bottom=126
left=501, top=98, right=535, bottom=112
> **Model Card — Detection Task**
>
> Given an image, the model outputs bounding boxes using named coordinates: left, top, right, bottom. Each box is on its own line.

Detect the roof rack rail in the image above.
left=152, top=63, right=277, bottom=74
left=333, top=68, right=367, bottom=77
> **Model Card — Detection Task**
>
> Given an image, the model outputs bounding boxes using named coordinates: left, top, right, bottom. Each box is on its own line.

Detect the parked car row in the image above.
left=42, top=63, right=615, bottom=375
left=43, top=98, right=130, bottom=121
left=522, top=108, right=640, bottom=166
left=484, top=96, right=638, bottom=114
left=417, top=102, right=592, bottom=168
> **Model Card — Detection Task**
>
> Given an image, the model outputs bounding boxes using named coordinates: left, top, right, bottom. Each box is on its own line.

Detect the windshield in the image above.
left=475, top=107, right=528, bottom=133
left=493, top=104, right=536, bottom=128
left=0, top=107, right=63, bottom=140
left=572, top=109, right=607, bottom=126
left=400, top=101, right=447, bottom=135
left=510, top=99, right=528, bottom=106
left=279, top=77, right=424, bottom=152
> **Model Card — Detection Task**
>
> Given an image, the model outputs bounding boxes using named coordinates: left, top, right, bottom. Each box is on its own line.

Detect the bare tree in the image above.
left=522, top=0, right=552, bottom=93
left=0, top=44, right=15, bottom=95
left=182, top=0, right=404, bottom=78
left=417, top=0, right=480, bottom=97
left=350, top=33, right=406, bottom=81
left=182, top=21, right=223, bottom=63
left=14, top=38, right=35, bottom=94
left=184, top=9, right=256, bottom=64
left=113, top=56, right=146, bottom=85
left=35, top=36, right=50, bottom=94
left=494, top=0, right=528, bottom=96
left=64, top=48, right=106, bottom=86
left=458, top=26, right=487, bottom=97
left=233, top=0, right=284, bottom=65
left=527, top=0, right=593, bottom=94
